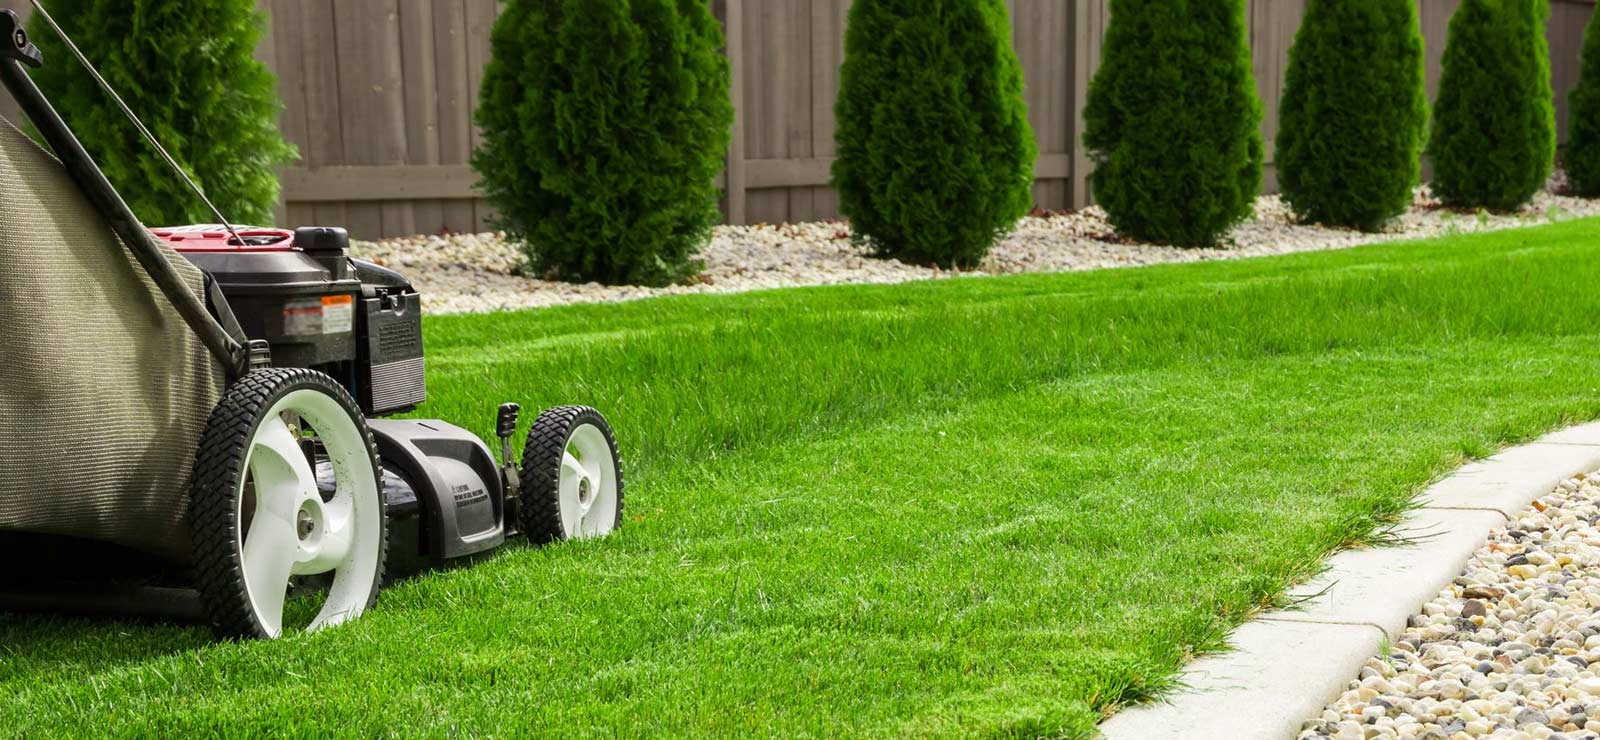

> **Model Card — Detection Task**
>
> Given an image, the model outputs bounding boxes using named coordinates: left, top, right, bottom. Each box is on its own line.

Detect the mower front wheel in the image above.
left=519, top=406, right=623, bottom=543
left=189, top=368, right=387, bottom=640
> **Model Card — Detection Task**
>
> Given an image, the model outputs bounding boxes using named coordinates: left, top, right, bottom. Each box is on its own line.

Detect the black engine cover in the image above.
left=178, top=227, right=428, bottom=416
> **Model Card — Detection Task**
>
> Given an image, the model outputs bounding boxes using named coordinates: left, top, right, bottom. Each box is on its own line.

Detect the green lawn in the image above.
left=6, top=220, right=1600, bottom=737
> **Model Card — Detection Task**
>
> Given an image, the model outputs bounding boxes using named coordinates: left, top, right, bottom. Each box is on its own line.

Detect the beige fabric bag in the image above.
left=0, top=117, right=224, bottom=561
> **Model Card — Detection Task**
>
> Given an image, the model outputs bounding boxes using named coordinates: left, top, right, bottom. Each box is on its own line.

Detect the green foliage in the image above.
left=832, top=0, right=1036, bottom=269
left=1565, top=9, right=1600, bottom=195
left=27, top=0, right=295, bottom=227
left=1083, top=0, right=1264, bottom=247
left=474, top=0, right=732, bottom=287
left=1428, top=0, right=1556, bottom=211
left=1276, top=0, right=1428, bottom=231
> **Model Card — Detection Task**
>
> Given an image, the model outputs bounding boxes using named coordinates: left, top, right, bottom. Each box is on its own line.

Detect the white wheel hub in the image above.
left=237, top=389, right=381, bottom=638
left=558, top=423, right=620, bottom=539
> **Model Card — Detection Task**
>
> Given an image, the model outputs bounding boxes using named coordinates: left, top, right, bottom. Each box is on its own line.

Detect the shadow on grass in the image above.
left=0, top=551, right=515, bottom=690
left=0, top=612, right=211, bottom=686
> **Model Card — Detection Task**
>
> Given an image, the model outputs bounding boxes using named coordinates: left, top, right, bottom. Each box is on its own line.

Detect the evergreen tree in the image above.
left=832, top=0, right=1036, bottom=269
left=1276, top=0, right=1428, bottom=231
left=1564, top=6, right=1600, bottom=195
left=1428, top=0, right=1555, bottom=210
left=1083, top=0, right=1264, bottom=247
left=28, top=0, right=296, bottom=226
left=474, top=0, right=732, bottom=287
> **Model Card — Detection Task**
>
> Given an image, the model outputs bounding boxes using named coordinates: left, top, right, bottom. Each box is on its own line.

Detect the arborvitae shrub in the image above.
left=1429, top=0, right=1555, bottom=211
left=28, top=0, right=294, bottom=226
left=1565, top=9, right=1600, bottom=195
left=1276, top=0, right=1428, bottom=231
left=832, top=0, right=1036, bottom=269
left=1083, top=0, right=1263, bottom=247
left=475, top=0, right=732, bottom=287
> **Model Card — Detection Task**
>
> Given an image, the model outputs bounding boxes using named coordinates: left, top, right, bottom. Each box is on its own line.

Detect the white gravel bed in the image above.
left=1299, top=472, right=1600, bottom=740
left=351, top=187, right=1600, bottom=315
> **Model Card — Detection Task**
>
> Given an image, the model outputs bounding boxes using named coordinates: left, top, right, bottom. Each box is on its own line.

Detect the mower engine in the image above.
left=161, top=225, right=512, bottom=573
left=156, top=226, right=424, bottom=414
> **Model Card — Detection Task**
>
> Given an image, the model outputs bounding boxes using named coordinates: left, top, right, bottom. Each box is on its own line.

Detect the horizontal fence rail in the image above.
left=0, top=0, right=1593, bottom=239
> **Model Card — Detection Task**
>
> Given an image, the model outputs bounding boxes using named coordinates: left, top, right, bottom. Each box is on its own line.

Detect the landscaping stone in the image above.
left=350, top=186, right=1600, bottom=316
left=1299, top=472, right=1600, bottom=740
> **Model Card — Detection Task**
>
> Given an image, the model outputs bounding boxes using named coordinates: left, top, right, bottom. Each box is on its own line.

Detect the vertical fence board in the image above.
left=432, top=0, right=477, bottom=235
left=266, top=2, right=306, bottom=172
left=255, top=0, right=287, bottom=226
left=463, top=0, right=499, bottom=232
left=786, top=0, right=815, bottom=221
left=298, top=0, right=348, bottom=229
left=332, top=0, right=408, bottom=239
left=809, top=0, right=847, bottom=218
left=1050, top=0, right=1071, bottom=207
left=1014, top=0, right=1071, bottom=210
left=400, top=0, right=443, bottom=236
left=715, top=0, right=748, bottom=225
left=746, top=0, right=780, bottom=224
left=742, top=0, right=783, bottom=223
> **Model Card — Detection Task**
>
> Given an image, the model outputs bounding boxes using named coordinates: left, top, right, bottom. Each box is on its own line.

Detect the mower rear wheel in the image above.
left=519, top=406, right=623, bottom=543
left=190, top=368, right=386, bottom=640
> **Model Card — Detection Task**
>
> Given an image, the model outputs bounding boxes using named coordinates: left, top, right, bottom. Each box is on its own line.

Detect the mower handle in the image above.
left=0, top=10, right=250, bottom=378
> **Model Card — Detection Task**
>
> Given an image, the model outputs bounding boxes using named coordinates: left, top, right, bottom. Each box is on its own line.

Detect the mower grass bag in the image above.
left=0, top=116, right=223, bottom=563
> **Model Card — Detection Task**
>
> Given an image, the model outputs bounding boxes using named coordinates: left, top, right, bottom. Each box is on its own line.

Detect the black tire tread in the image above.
left=189, top=368, right=386, bottom=640
left=518, top=406, right=624, bottom=544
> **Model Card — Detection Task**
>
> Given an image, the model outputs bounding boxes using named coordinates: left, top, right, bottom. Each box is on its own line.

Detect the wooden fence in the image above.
left=0, top=0, right=1594, bottom=239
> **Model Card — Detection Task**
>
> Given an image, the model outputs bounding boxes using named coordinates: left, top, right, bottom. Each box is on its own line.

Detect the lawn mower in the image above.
left=0, top=5, right=622, bottom=639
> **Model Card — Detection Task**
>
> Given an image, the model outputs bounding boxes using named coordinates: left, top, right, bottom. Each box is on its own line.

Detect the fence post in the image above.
left=722, top=0, right=747, bottom=226
left=1069, top=0, right=1094, bottom=210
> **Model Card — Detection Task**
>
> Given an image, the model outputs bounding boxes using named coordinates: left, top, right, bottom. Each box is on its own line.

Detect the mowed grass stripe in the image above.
left=4, top=220, right=1600, bottom=737
left=425, top=222, right=1597, bottom=477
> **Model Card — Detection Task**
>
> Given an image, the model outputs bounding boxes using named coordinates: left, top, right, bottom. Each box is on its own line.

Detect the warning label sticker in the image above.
left=322, top=295, right=354, bottom=334
left=283, top=299, right=322, bottom=336
left=282, top=295, right=355, bottom=336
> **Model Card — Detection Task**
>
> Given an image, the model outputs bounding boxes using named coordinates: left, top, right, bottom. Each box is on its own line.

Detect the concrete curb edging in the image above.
left=1097, top=423, right=1600, bottom=740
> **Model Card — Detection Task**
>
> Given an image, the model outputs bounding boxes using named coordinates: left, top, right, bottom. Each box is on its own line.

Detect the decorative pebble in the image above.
left=1299, top=472, right=1600, bottom=740
left=348, top=185, right=1600, bottom=316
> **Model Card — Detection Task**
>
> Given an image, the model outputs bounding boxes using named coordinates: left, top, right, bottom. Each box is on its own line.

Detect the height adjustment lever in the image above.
left=496, top=403, right=521, bottom=451
left=495, top=403, right=523, bottom=527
